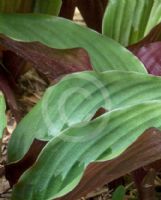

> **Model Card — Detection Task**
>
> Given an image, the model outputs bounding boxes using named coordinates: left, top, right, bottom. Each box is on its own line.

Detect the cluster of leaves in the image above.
left=1, top=0, right=161, bottom=200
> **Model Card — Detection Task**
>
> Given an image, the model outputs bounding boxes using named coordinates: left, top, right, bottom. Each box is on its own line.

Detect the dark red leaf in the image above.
left=0, top=35, right=93, bottom=82
left=56, top=128, right=161, bottom=200
left=3, top=50, right=27, bottom=80
left=145, top=23, right=161, bottom=42
left=0, top=68, right=21, bottom=121
left=128, top=23, right=161, bottom=76
left=59, top=0, right=108, bottom=32
left=129, top=42, right=161, bottom=76
left=77, top=0, right=108, bottom=32
left=5, top=139, right=47, bottom=187
left=59, top=0, right=77, bottom=19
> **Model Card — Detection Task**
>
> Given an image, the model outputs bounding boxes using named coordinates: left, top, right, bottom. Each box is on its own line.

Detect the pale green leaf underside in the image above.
left=12, top=100, right=161, bottom=200
left=103, top=0, right=161, bottom=46
left=0, top=13, right=146, bottom=73
left=8, top=71, right=161, bottom=162
left=0, top=92, right=6, bottom=140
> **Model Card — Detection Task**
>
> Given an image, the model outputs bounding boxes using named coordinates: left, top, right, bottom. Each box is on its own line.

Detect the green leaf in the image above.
left=0, top=92, right=6, bottom=141
left=11, top=100, right=161, bottom=200
left=0, top=13, right=146, bottom=73
left=112, top=185, right=125, bottom=200
left=34, top=0, right=62, bottom=15
left=8, top=71, right=161, bottom=162
left=102, top=0, right=161, bottom=46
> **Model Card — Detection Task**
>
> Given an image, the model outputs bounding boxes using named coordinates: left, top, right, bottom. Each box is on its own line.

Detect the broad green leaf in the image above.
left=8, top=71, right=161, bottom=162
left=103, top=0, right=161, bottom=46
left=0, top=13, right=146, bottom=73
left=0, top=92, right=6, bottom=141
left=12, top=100, right=161, bottom=200
left=34, top=0, right=62, bottom=16
left=112, top=185, right=125, bottom=200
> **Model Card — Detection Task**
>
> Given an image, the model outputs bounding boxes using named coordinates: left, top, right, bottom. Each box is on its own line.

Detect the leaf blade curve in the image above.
left=11, top=100, right=161, bottom=200
left=0, top=13, right=146, bottom=73
left=8, top=71, right=161, bottom=163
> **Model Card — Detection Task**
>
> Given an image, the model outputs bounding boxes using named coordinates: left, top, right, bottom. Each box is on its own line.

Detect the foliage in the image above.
left=0, top=13, right=145, bottom=73
left=103, top=0, right=161, bottom=46
left=10, top=101, right=161, bottom=199
left=6, top=70, right=161, bottom=163
left=1, top=0, right=161, bottom=200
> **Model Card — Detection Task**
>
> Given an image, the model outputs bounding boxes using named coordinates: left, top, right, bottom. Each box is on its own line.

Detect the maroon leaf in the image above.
left=5, top=139, right=47, bottom=187
left=77, top=0, right=108, bottom=32
left=3, top=50, right=27, bottom=80
left=0, top=35, right=93, bottom=82
left=145, top=23, right=161, bottom=43
left=0, top=68, right=21, bottom=121
left=128, top=23, right=161, bottom=76
left=59, top=0, right=108, bottom=32
left=129, top=42, right=161, bottom=76
left=59, top=0, right=77, bottom=19
left=56, top=128, right=161, bottom=200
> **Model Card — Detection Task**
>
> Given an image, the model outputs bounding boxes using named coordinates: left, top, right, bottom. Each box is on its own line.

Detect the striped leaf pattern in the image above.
left=11, top=101, right=161, bottom=200
left=103, top=0, right=161, bottom=46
